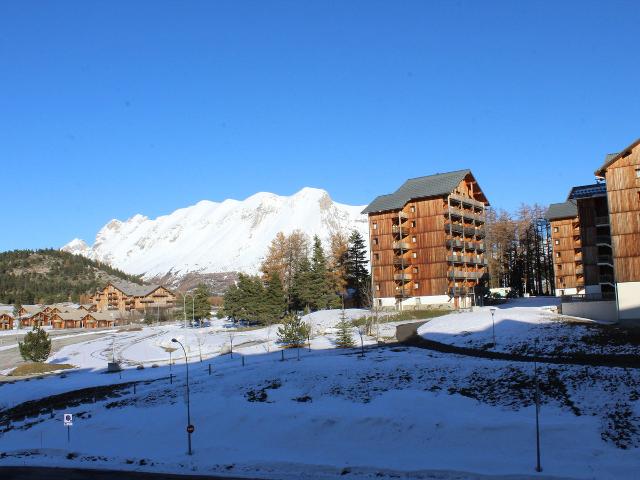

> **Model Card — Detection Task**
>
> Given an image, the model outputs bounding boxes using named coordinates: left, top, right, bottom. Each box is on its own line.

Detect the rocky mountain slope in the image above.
left=63, top=188, right=368, bottom=286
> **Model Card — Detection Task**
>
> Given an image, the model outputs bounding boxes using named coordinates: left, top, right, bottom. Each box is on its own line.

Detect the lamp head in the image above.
left=490, top=307, right=497, bottom=314
left=171, top=338, right=178, bottom=343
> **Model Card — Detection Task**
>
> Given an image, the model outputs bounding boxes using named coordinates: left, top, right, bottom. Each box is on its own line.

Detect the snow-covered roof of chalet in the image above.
left=362, top=169, right=489, bottom=214
left=567, top=183, right=607, bottom=200
left=20, top=305, right=43, bottom=314
left=51, top=310, right=86, bottom=321
left=109, top=280, right=166, bottom=297
left=545, top=200, right=578, bottom=221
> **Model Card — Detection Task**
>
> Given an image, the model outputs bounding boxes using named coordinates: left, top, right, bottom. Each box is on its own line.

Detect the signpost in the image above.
left=64, top=413, right=72, bottom=444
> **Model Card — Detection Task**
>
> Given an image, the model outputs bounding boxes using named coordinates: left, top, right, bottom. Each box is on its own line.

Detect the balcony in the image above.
left=449, top=194, right=485, bottom=210
left=394, top=287, right=412, bottom=298
left=447, top=239, right=464, bottom=249
left=448, top=270, right=485, bottom=280
left=595, top=215, right=609, bottom=226
left=393, top=273, right=412, bottom=282
left=576, top=266, right=584, bottom=275
left=393, top=256, right=410, bottom=267
left=391, top=225, right=410, bottom=235
left=448, top=287, right=469, bottom=296
left=596, top=235, right=611, bottom=246
left=447, top=255, right=467, bottom=264
left=597, top=255, right=614, bottom=266
left=392, top=241, right=411, bottom=250
left=447, top=207, right=485, bottom=224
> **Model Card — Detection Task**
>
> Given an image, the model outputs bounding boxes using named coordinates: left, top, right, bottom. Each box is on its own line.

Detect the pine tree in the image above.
left=309, top=235, right=336, bottom=310
left=277, top=313, right=306, bottom=348
left=18, top=326, right=52, bottom=363
left=335, top=309, right=355, bottom=348
left=345, top=230, right=370, bottom=307
left=291, top=256, right=314, bottom=311
left=264, top=272, right=286, bottom=324
left=192, top=284, right=212, bottom=321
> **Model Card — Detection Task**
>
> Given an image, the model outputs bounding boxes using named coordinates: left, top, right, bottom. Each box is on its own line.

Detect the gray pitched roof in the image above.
left=595, top=137, right=640, bottom=176
left=545, top=200, right=578, bottom=221
left=110, top=281, right=163, bottom=297
left=362, top=169, right=481, bottom=214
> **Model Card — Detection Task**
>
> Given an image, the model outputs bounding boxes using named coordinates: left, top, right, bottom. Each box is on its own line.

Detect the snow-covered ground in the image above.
left=1, top=300, right=639, bottom=479
left=417, top=297, right=640, bottom=357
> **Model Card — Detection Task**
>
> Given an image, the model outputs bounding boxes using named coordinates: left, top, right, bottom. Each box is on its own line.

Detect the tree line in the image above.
left=221, top=230, right=369, bottom=325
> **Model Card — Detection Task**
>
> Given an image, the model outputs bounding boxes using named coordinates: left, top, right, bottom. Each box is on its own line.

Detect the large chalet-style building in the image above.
left=545, top=200, right=583, bottom=296
left=595, top=138, right=640, bottom=323
left=362, top=169, right=489, bottom=309
left=91, top=281, right=176, bottom=314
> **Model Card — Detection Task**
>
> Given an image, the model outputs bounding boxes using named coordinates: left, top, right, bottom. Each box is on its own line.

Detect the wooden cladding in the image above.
left=550, top=217, right=581, bottom=289
left=603, top=142, right=640, bottom=283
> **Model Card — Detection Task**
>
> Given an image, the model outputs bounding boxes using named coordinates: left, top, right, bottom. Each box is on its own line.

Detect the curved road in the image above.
left=395, top=321, right=640, bottom=369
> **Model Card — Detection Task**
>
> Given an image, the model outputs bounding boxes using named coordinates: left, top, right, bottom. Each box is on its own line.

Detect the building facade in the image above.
left=546, top=201, right=583, bottom=296
left=91, top=281, right=176, bottom=313
left=362, top=169, right=489, bottom=309
left=596, top=139, right=640, bottom=322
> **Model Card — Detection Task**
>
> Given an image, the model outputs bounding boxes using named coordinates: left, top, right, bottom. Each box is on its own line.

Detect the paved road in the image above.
left=395, top=321, right=640, bottom=368
left=0, top=466, right=259, bottom=480
left=0, top=330, right=111, bottom=378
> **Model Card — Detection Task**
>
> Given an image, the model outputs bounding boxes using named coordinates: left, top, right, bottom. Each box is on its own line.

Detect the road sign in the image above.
left=187, top=424, right=194, bottom=434
left=64, top=413, right=73, bottom=427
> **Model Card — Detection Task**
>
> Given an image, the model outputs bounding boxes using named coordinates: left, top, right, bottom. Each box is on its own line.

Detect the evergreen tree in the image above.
left=309, top=235, right=336, bottom=310
left=291, top=256, right=314, bottom=311
left=18, top=326, right=52, bottom=362
left=236, top=274, right=266, bottom=324
left=335, top=309, right=355, bottom=348
left=192, top=284, right=212, bottom=321
left=345, top=230, right=370, bottom=307
left=277, top=313, right=307, bottom=348
left=222, top=282, right=242, bottom=322
left=264, top=272, right=286, bottom=324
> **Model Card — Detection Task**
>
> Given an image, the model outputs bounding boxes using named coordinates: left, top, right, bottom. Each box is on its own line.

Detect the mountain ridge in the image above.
left=63, top=187, right=369, bottom=283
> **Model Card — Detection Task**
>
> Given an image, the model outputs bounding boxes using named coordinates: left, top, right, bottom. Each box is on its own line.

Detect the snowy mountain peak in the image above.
left=62, top=189, right=368, bottom=280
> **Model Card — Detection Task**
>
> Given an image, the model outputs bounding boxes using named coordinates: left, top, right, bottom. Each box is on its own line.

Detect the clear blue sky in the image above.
left=1, top=0, right=639, bottom=252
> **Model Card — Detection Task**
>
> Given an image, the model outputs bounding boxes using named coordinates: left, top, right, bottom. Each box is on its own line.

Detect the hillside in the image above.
left=0, top=249, right=143, bottom=305
left=62, top=187, right=368, bottom=281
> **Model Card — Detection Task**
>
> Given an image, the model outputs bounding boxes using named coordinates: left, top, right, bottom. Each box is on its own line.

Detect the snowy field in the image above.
left=1, top=301, right=639, bottom=479
left=418, top=297, right=640, bottom=357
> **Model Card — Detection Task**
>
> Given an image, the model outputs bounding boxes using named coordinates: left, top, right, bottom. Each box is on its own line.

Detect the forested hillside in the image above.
left=0, top=249, right=143, bottom=305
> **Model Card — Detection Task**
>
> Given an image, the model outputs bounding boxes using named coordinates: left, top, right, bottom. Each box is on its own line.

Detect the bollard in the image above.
left=281, top=350, right=284, bottom=362
left=208, top=364, right=211, bottom=376
left=133, top=383, right=136, bottom=394
left=170, top=373, right=173, bottom=385
left=242, top=356, right=245, bottom=367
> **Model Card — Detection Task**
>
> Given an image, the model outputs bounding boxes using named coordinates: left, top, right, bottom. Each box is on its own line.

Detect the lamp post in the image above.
left=171, top=338, right=193, bottom=455
left=180, top=293, right=195, bottom=329
left=489, top=307, right=497, bottom=347
left=533, top=338, right=542, bottom=472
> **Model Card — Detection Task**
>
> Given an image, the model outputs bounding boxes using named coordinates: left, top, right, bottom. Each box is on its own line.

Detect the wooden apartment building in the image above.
left=596, top=138, right=640, bottom=322
left=90, top=281, right=176, bottom=313
left=0, top=312, right=13, bottom=330
left=546, top=200, right=583, bottom=296
left=362, top=169, right=490, bottom=309
left=567, top=183, right=615, bottom=298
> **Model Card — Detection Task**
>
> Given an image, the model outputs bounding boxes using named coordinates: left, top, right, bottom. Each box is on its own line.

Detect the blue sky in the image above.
left=1, top=0, right=639, bottom=251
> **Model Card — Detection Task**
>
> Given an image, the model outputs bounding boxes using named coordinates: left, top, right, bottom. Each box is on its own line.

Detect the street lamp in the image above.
left=489, top=307, right=497, bottom=347
left=171, top=338, right=193, bottom=455
left=180, top=293, right=195, bottom=329
left=533, top=338, right=542, bottom=472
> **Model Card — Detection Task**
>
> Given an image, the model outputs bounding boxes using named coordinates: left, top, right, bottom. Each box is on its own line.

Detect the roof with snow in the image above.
left=362, top=169, right=488, bottom=214
left=545, top=200, right=578, bottom=221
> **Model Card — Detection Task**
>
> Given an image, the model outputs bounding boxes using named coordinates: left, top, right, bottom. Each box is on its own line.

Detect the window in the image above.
left=413, top=267, right=418, bottom=274
left=375, top=284, right=380, bottom=291
left=373, top=237, right=379, bottom=245
left=636, top=167, right=640, bottom=178
left=373, top=222, right=378, bottom=230
left=374, top=253, right=379, bottom=261
left=412, top=252, right=417, bottom=258
left=411, top=221, right=416, bottom=228
left=555, top=252, right=560, bottom=258
left=555, top=239, right=560, bottom=245
left=412, top=236, right=417, bottom=243
left=410, top=206, right=415, bottom=213
left=553, top=226, right=559, bottom=233
left=414, top=283, right=419, bottom=289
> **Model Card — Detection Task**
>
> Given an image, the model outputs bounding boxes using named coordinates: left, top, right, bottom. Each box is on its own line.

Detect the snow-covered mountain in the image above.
left=63, top=187, right=368, bottom=281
